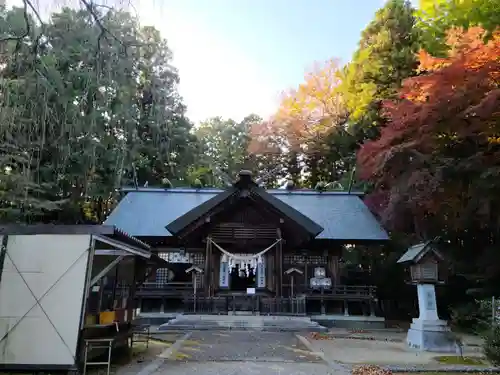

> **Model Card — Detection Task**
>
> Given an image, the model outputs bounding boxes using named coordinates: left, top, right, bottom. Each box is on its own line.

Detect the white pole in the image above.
left=492, top=296, right=496, bottom=327
left=193, top=272, right=197, bottom=313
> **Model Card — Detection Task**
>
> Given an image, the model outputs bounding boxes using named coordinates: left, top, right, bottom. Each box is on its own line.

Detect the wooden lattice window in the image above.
left=284, top=255, right=305, bottom=264
left=410, top=261, right=438, bottom=282
left=192, top=253, right=204, bottom=265
left=284, top=254, right=327, bottom=265
left=308, top=255, right=327, bottom=264
left=156, top=268, right=172, bottom=285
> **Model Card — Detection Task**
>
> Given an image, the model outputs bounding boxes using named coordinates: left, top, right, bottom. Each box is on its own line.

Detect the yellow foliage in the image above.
left=274, top=59, right=346, bottom=143
left=488, top=136, right=500, bottom=144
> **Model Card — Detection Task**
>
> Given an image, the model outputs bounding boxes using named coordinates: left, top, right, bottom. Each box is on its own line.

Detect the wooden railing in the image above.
left=283, top=284, right=376, bottom=300
left=283, top=284, right=377, bottom=296
left=136, top=282, right=196, bottom=297
left=182, top=296, right=307, bottom=316
left=135, top=282, right=376, bottom=300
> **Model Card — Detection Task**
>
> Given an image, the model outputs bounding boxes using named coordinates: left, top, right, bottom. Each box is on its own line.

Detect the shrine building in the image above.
left=104, top=170, right=389, bottom=321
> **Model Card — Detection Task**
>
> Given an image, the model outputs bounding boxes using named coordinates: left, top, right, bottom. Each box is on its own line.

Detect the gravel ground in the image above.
left=168, top=331, right=324, bottom=363
left=304, top=335, right=486, bottom=367
left=149, top=331, right=347, bottom=375
left=100, top=333, right=184, bottom=375
left=151, top=360, right=341, bottom=375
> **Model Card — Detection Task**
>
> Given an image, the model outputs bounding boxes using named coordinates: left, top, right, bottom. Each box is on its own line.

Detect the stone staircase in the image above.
left=156, top=314, right=328, bottom=332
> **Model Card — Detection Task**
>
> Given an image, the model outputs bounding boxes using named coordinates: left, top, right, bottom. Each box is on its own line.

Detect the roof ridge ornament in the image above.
left=236, top=170, right=253, bottom=188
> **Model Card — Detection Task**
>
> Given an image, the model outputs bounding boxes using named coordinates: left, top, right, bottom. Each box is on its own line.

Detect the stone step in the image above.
left=157, top=324, right=327, bottom=332
left=156, top=315, right=328, bottom=332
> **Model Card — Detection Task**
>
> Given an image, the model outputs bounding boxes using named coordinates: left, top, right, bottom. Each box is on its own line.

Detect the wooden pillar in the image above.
left=129, top=257, right=138, bottom=320
left=267, top=253, right=274, bottom=292
left=0, top=235, right=8, bottom=285
left=304, top=263, right=308, bottom=290
left=276, top=229, right=282, bottom=298
left=213, top=251, right=220, bottom=295
left=328, top=254, right=340, bottom=286
left=204, top=237, right=211, bottom=297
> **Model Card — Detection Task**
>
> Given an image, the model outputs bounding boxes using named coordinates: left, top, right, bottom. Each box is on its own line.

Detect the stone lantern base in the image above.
left=405, top=284, right=460, bottom=353
left=407, top=318, right=459, bottom=352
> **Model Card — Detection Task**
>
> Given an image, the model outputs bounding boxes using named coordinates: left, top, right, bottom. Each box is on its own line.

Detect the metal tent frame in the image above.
left=0, top=225, right=166, bottom=373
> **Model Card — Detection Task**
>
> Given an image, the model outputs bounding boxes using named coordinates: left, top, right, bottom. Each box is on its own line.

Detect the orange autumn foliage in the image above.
left=249, top=59, right=346, bottom=156
left=275, top=59, right=345, bottom=149
left=247, top=118, right=283, bottom=155
left=358, top=27, right=500, bottom=231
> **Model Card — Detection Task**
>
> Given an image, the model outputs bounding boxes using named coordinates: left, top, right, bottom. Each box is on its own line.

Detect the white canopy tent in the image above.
left=0, top=225, right=164, bottom=372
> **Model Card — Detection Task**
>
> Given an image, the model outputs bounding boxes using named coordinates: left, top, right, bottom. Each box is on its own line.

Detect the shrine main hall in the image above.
left=105, top=170, right=389, bottom=320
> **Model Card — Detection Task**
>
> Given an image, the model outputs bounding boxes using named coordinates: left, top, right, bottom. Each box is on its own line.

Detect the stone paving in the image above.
left=115, top=329, right=493, bottom=375
left=151, top=360, right=340, bottom=375
left=132, top=331, right=348, bottom=375
left=304, top=333, right=488, bottom=367
left=170, top=331, right=324, bottom=362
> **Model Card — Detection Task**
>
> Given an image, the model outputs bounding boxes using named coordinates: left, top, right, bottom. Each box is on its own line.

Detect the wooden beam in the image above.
left=277, top=228, right=283, bottom=298
left=0, top=225, right=115, bottom=235
left=0, top=235, right=8, bottom=286
left=204, top=237, right=211, bottom=297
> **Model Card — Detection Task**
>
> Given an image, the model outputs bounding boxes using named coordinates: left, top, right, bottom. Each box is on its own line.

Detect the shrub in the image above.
left=482, top=324, right=500, bottom=365
left=450, top=299, right=497, bottom=333
left=450, top=302, right=483, bottom=332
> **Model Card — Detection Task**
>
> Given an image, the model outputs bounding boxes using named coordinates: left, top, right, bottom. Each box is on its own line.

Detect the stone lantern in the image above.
left=310, top=267, right=332, bottom=315
left=397, top=240, right=457, bottom=352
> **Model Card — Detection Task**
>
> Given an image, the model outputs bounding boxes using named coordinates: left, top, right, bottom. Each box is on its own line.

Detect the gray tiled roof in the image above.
left=104, top=188, right=389, bottom=241
left=397, top=242, right=429, bottom=264
left=397, top=241, right=444, bottom=264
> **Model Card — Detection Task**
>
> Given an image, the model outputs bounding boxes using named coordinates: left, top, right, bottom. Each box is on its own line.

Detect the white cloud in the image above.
left=5, top=0, right=280, bottom=124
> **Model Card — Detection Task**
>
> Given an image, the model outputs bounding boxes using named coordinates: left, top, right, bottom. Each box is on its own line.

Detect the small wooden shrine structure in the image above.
left=105, top=170, right=389, bottom=317
left=398, top=240, right=456, bottom=352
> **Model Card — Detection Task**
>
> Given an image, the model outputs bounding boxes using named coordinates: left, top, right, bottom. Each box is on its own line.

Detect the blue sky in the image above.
left=138, top=0, right=394, bottom=123
left=9, top=0, right=418, bottom=123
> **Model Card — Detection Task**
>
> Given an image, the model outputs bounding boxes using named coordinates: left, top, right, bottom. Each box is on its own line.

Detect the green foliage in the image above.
left=193, top=114, right=283, bottom=187
left=417, top=0, right=500, bottom=56
left=449, top=301, right=492, bottom=333
left=338, top=0, right=420, bottom=137
left=0, top=5, right=194, bottom=223
left=195, top=116, right=252, bottom=183
left=483, top=324, right=500, bottom=365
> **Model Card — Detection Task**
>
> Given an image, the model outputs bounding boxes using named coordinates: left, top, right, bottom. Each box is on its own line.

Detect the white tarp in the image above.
left=0, top=234, right=90, bottom=366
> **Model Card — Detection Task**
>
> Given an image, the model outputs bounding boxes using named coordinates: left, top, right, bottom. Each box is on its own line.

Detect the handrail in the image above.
left=282, top=284, right=376, bottom=295
left=137, top=282, right=194, bottom=290
left=135, top=282, right=376, bottom=294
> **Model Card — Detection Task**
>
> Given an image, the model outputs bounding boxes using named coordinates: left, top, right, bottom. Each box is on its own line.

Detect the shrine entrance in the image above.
left=215, top=247, right=267, bottom=314
left=228, top=255, right=257, bottom=291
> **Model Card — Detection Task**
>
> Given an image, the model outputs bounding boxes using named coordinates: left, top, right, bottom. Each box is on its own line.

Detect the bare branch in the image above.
left=0, top=0, right=30, bottom=43
left=24, top=0, right=43, bottom=27
left=79, top=0, right=128, bottom=54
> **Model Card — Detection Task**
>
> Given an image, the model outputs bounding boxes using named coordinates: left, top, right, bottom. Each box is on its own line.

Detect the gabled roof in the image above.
left=104, top=187, right=389, bottom=242
left=166, top=183, right=324, bottom=238
left=165, top=187, right=236, bottom=236
left=397, top=241, right=444, bottom=264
